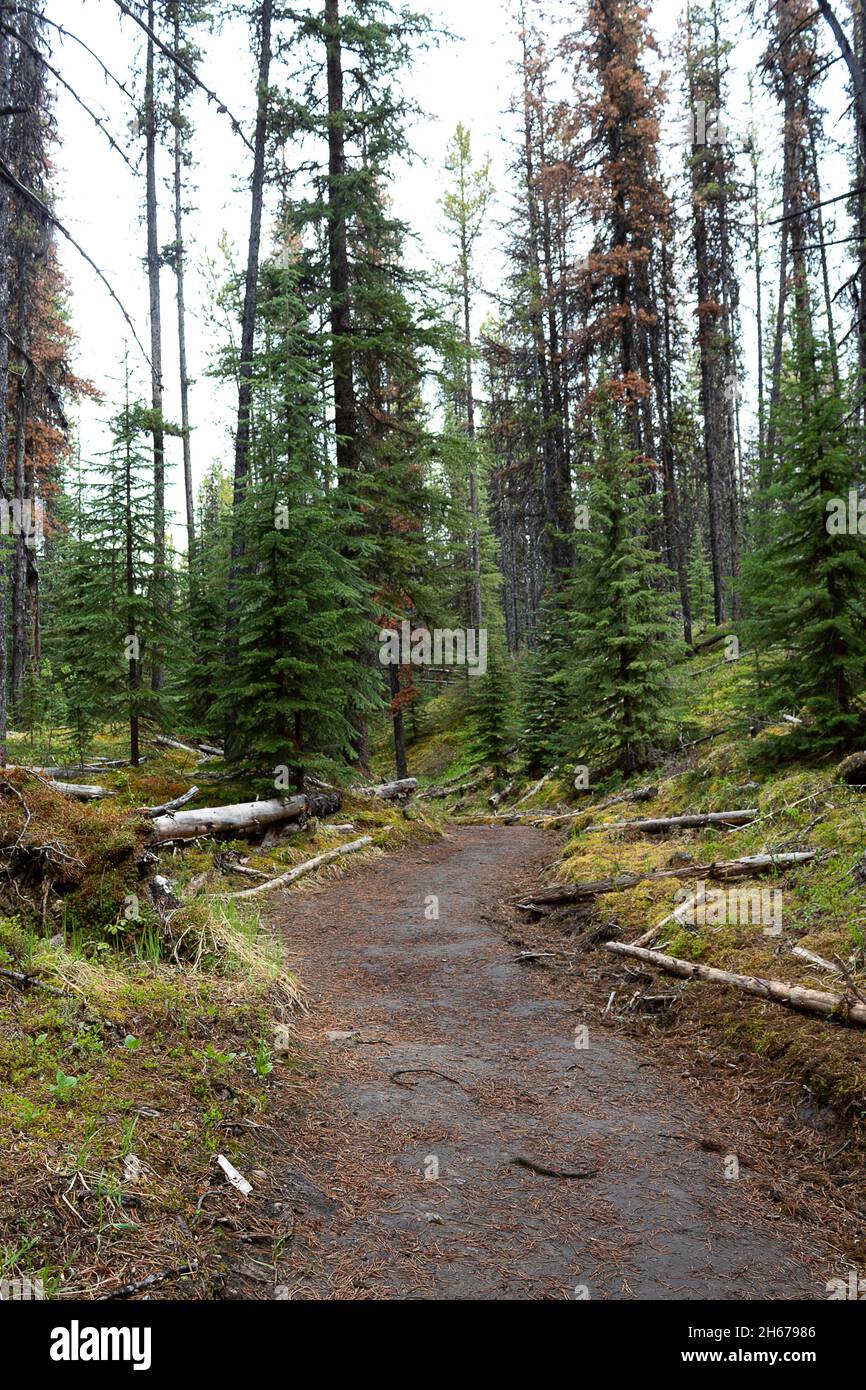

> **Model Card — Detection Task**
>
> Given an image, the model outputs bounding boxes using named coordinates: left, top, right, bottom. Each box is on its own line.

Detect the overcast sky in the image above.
left=46, top=0, right=851, bottom=539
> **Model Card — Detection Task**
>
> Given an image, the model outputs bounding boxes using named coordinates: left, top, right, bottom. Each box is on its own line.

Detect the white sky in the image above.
left=45, top=0, right=852, bottom=540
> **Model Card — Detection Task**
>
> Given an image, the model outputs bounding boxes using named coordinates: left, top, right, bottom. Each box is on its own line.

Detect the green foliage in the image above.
left=742, top=334, right=866, bottom=752
left=565, top=396, right=683, bottom=773
left=688, top=534, right=715, bottom=632
left=468, top=639, right=514, bottom=777
left=215, top=261, right=377, bottom=784
left=518, top=593, right=572, bottom=774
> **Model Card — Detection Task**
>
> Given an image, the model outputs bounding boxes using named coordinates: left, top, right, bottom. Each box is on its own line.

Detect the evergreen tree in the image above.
left=518, top=593, right=573, bottom=773
left=565, top=396, right=682, bottom=774
left=216, top=258, right=375, bottom=786
left=688, top=534, right=715, bottom=633
left=469, top=637, right=515, bottom=778
left=742, top=336, right=866, bottom=750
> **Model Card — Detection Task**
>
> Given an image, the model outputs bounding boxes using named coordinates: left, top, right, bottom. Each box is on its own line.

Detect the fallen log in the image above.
left=47, top=780, right=115, bottom=801
left=585, top=808, right=758, bottom=834
left=149, top=795, right=307, bottom=844
left=516, top=791, right=658, bottom=824
left=791, top=946, right=844, bottom=977
left=150, top=734, right=201, bottom=757
left=605, top=942, right=866, bottom=1027
left=6, top=768, right=116, bottom=800
left=519, top=851, right=818, bottom=908
left=692, top=629, right=732, bottom=653
left=355, top=778, right=417, bottom=800
left=589, top=784, right=658, bottom=813
left=224, top=835, right=373, bottom=899
left=631, top=885, right=708, bottom=948
left=139, top=785, right=200, bottom=817
left=512, top=767, right=559, bottom=807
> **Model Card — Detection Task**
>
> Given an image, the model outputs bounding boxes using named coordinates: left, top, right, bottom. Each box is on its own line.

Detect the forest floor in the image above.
left=3, top=643, right=866, bottom=1299
left=231, top=824, right=850, bottom=1301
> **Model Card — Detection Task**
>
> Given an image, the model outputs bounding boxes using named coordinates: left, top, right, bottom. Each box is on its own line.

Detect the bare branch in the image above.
left=0, top=155, right=151, bottom=368
left=111, top=0, right=254, bottom=153
left=0, top=19, right=134, bottom=170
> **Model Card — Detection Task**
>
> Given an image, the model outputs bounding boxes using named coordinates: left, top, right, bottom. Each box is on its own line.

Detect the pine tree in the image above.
left=469, top=638, right=515, bottom=779
left=742, top=335, right=866, bottom=750
left=518, top=593, right=573, bottom=773
left=46, top=460, right=118, bottom=765
left=688, top=534, right=715, bottom=632
left=216, top=258, right=375, bottom=786
left=565, top=395, right=682, bottom=774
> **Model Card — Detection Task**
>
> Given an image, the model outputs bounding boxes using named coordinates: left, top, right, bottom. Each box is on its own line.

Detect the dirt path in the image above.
left=264, top=826, right=830, bottom=1300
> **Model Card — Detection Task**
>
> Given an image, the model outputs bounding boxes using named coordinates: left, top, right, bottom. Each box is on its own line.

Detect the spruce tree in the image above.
left=565, top=396, right=682, bottom=774
left=742, top=336, right=866, bottom=750
left=216, top=258, right=375, bottom=787
left=469, top=637, right=514, bottom=779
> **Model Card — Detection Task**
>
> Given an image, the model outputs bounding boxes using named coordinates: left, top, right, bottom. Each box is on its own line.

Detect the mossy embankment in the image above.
left=0, top=731, right=443, bottom=1297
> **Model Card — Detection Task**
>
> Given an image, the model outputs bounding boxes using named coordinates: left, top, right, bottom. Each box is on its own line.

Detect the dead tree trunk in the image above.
left=224, top=0, right=273, bottom=739
left=145, top=1, right=165, bottom=693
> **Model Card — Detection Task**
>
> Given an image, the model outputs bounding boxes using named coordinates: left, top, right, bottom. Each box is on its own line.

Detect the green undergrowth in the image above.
left=415, top=640, right=866, bottom=1126
left=0, top=727, right=442, bottom=1296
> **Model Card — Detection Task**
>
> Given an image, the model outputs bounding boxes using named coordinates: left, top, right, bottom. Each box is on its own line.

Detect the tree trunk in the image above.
left=224, top=0, right=273, bottom=735
left=0, top=30, right=9, bottom=763
left=172, top=3, right=195, bottom=569
left=388, top=662, right=409, bottom=780
left=145, top=2, right=165, bottom=693
left=324, top=0, right=358, bottom=477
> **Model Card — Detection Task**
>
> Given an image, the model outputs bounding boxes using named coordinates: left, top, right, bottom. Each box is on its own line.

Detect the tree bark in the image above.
left=324, top=0, right=358, bottom=476
left=149, top=794, right=309, bottom=843
left=225, top=0, right=273, bottom=727
left=606, top=941, right=866, bottom=1027
left=145, top=1, right=165, bottom=693
left=171, top=2, right=195, bottom=569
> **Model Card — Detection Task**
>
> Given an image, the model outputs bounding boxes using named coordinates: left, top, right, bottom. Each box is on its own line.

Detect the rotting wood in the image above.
left=517, top=851, right=817, bottom=909
left=605, top=942, right=866, bottom=1026
left=139, top=785, right=200, bottom=817
left=149, top=794, right=310, bottom=844
left=7, top=769, right=115, bottom=800
left=223, top=835, right=373, bottom=899
left=355, top=777, right=417, bottom=800
left=585, top=808, right=758, bottom=834
left=791, top=946, right=844, bottom=976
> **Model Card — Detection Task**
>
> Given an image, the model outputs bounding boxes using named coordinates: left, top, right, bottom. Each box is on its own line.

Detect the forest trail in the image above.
left=260, top=827, right=830, bottom=1301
